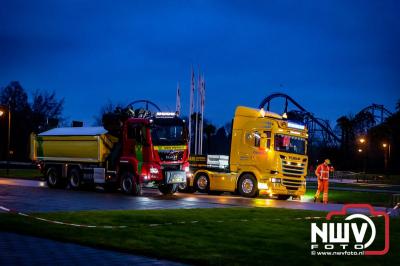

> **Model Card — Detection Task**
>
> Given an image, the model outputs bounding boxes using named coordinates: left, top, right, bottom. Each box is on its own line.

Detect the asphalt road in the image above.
left=0, top=232, right=184, bottom=266
left=1, top=177, right=398, bottom=266
left=0, top=177, right=393, bottom=214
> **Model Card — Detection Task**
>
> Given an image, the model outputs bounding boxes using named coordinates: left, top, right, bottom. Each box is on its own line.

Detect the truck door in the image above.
left=125, top=124, right=146, bottom=174
left=125, top=124, right=137, bottom=156
left=254, top=130, right=271, bottom=172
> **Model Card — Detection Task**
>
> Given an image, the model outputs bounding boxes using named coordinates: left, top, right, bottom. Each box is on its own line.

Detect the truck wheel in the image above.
left=120, top=172, right=141, bottom=196
left=194, top=173, right=209, bottom=193
left=68, top=168, right=81, bottom=190
left=46, top=167, right=64, bottom=188
left=238, top=174, right=258, bottom=198
left=159, top=184, right=179, bottom=195
left=277, top=195, right=291, bottom=200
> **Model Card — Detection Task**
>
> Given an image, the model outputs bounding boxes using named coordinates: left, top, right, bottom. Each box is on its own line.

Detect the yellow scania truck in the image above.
left=185, top=106, right=308, bottom=199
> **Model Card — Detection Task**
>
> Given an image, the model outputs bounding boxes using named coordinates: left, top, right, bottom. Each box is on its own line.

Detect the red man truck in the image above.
left=31, top=110, right=190, bottom=195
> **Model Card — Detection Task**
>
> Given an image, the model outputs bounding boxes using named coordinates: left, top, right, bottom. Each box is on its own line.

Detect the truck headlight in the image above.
left=270, top=178, right=281, bottom=183
left=258, top=183, right=269, bottom=190
left=184, top=166, right=190, bottom=173
left=150, top=167, right=159, bottom=174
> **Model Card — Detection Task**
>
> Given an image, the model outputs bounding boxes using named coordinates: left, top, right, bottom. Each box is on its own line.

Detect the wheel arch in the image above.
left=194, top=170, right=210, bottom=179
left=67, top=164, right=82, bottom=176
left=119, top=163, right=136, bottom=176
left=236, top=171, right=258, bottom=190
left=44, top=163, right=62, bottom=177
left=193, top=170, right=210, bottom=192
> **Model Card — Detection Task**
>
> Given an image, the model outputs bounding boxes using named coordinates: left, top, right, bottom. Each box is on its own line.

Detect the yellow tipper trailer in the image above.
left=31, top=127, right=114, bottom=163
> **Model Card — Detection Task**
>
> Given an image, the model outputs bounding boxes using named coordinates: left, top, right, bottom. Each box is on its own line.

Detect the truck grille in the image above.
left=161, top=164, right=181, bottom=171
left=281, top=160, right=305, bottom=178
left=282, top=178, right=302, bottom=191
left=158, top=150, right=184, bottom=162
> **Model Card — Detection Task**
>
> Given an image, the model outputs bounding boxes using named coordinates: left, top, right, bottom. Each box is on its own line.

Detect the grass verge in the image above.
left=308, top=181, right=400, bottom=192
left=0, top=168, right=42, bottom=180
left=0, top=208, right=399, bottom=265
left=305, top=188, right=392, bottom=206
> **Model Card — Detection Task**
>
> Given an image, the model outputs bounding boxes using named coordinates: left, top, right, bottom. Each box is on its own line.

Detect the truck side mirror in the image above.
left=260, top=133, right=268, bottom=149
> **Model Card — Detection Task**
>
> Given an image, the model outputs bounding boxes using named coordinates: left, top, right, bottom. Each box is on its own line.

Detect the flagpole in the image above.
left=199, top=75, right=202, bottom=154
left=194, top=72, right=199, bottom=155
left=189, top=68, right=194, bottom=154
left=200, top=75, right=205, bottom=154
left=199, top=77, right=202, bottom=154
left=176, top=82, right=180, bottom=115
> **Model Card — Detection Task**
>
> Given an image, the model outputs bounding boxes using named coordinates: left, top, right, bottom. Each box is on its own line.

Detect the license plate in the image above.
left=166, top=171, right=186, bottom=184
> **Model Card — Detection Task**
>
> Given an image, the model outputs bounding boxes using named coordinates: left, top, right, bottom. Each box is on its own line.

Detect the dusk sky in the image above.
left=1, top=0, right=399, bottom=128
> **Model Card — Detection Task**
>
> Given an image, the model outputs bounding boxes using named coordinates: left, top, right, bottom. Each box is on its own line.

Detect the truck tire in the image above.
left=120, top=172, right=141, bottom=196
left=46, top=167, right=65, bottom=189
left=159, top=184, right=179, bottom=195
left=277, top=195, right=291, bottom=200
left=194, top=173, right=209, bottom=193
left=68, top=168, right=81, bottom=190
left=238, top=174, right=258, bottom=198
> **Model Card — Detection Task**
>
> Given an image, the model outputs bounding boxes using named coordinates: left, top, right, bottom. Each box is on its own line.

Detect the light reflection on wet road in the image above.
left=0, top=178, right=388, bottom=214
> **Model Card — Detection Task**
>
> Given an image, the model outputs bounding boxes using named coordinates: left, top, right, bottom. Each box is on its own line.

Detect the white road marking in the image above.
left=0, top=205, right=394, bottom=229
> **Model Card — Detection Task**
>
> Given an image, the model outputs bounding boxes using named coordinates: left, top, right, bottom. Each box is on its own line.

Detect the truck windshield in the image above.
left=151, top=122, right=186, bottom=146
left=274, top=134, right=306, bottom=155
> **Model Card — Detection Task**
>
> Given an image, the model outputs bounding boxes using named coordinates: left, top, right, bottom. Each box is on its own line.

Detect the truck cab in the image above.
left=118, top=112, right=190, bottom=194
left=187, top=106, right=308, bottom=199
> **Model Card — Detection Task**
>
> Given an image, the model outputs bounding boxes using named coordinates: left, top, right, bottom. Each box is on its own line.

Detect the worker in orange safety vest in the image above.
left=313, top=159, right=334, bottom=204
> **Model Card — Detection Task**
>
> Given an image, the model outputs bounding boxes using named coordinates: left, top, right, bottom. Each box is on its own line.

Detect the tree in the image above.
left=0, top=81, right=30, bottom=113
left=93, top=100, right=122, bottom=126
left=31, top=90, right=64, bottom=132
left=203, top=121, right=216, bottom=153
left=0, top=81, right=64, bottom=160
left=336, top=116, right=352, bottom=144
left=0, top=81, right=31, bottom=160
left=352, top=111, right=375, bottom=135
left=224, top=121, right=232, bottom=135
left=335, top=99, right=400, bottom=173
left=336, top=115, right=355, bottom=169
left=213, top=127, right=230, bottom=155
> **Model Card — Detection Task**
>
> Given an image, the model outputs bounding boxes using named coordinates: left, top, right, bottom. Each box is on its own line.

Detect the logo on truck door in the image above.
left=165, top=151, right=178, bottom=161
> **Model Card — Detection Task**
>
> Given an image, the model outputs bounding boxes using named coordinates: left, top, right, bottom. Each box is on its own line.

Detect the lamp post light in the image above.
left=357, top=137, right=367, bottom=174
left=382, top=143, right=391, bottom=173
left=0, top=104, right=11, bottom=176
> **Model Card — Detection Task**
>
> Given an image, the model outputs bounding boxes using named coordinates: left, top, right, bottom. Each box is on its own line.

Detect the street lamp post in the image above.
left=358, top=137, right=367, bottom=175
left=0, top=104, right=11, bottom=176
left=382, top=143, right=391, bottom=173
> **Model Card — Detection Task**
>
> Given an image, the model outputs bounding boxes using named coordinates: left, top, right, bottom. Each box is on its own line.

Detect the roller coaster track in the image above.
left=356, top=104, right=392, bottom=125
left=258, top=93, right=393, bottom=147
left=259, top=93, right=341, bottom=146
left=126, top=100, right=161, bottom=112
